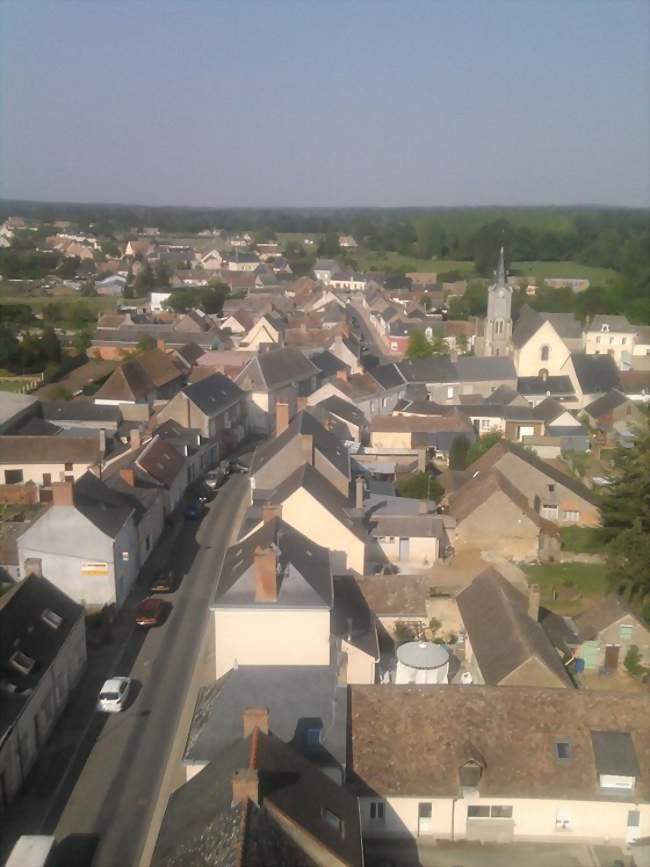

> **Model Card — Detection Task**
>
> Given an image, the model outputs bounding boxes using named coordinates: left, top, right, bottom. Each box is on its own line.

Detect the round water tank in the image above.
left=395, top=641, right=450, bottom=685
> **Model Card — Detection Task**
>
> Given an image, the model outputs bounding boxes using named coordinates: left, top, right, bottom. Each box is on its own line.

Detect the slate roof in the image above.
left=250, top=410, right=350, bottom=481
left=235, top=348, right=319, bottom=392
left=173, top=342, right=205, bottom=367
left=309, top=349, right=349, bottom=378
left=316, top=395, right=367, bottom=428
left=587, top=315, right=636, bottom=334
left=184, top=372, right=245, bottom=417
left=512, top=306, right=582, bottom=349
left=94, top=349, right=184, bottom=402
left=348, top=685, right=650, bottom=800
left=396, top=356, right=515, bottom=384
left=0, top=435, right=102, bottom=465
left=136, top=437, right=185, bottom=488
left=368, top=363, right=406, bottom=390
left=483, top=384, right=522, bottom=405
left=0, top=575, right=84, bottom=741
left=214, top=517, right=333, bottom=608
left=456, top=569, right=572, bottom=686
left=517, top=375, right=575, bottom=397
left=369, top=413, right=474, bottom=435
left=184, top=665, right=347, bottom=771
left=73, top=471, right=135, bottom=538
left=570, top=353, right=620, bottom=395
left=584, top=389, right=630, bottom=419
left=41, top=401, right=121, bottom=424
left=332, top=574, right=380, bottom=659
left=0, top=392, right=38, bottom=429
left=153, top=729, right=363, bottom=867
left=267, top=464, right=366, bottom=541
left=591, top=731, right=641, bottom=778
left=574, top=596, right=648, bottom=642
left=354, top=574, right=430, bottom=617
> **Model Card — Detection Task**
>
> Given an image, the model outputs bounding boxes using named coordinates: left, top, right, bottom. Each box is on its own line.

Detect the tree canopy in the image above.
left=405, top=329, right=434, bottom=359
left=396, top=472, right=444, bottom=502
left=466, top=431, right=502, bottom=465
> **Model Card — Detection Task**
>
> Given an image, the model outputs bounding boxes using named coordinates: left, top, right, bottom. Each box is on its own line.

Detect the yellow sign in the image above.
left=81, top=562, right=109, bottom=576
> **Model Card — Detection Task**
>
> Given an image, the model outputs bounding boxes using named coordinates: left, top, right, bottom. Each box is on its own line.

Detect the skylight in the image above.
left=41, top=608, right=63, bottom=630
left=555, top=739, right=572, bottom=763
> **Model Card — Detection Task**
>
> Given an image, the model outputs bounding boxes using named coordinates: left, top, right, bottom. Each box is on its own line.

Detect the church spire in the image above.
left=496, top=246, right=506, bottom=286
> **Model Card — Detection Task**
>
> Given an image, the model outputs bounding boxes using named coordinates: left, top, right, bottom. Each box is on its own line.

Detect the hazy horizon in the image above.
left=1, top=0, right=648, bottom=209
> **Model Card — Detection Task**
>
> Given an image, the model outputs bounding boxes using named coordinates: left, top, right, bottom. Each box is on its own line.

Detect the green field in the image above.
left=523, top=561, right=609, bottom=615
left=512, top=260, right=619, bottom=285
left=0, top=286, right=118, bottom=315
left=354, top=250, right=475, bottom=275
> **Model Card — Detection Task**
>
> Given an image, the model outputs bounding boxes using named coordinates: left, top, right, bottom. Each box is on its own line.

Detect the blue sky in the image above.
left=1, top=0, right=648, bottom=207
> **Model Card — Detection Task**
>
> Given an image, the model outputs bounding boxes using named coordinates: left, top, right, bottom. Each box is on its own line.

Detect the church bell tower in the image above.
left=484, top=247, right=512, bottom=356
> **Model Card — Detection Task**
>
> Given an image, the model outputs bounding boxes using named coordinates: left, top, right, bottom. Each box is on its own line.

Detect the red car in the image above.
left=135, top=596, right=166, bottom=627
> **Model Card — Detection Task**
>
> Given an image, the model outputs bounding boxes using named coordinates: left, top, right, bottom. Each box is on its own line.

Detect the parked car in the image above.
left=97, top=677, right=131, bottom=713
left=150, top=570, right=175, bottom=593
left=5, top=836, right=58, bottom=867
left=135, top=596, right=166, bottom=627
left=185, top=500, right=203, bottom=520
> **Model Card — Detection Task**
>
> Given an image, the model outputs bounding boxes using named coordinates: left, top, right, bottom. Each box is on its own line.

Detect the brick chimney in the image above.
left=254, top=545, right=278, bottom=602
left=120, top=468, right=136, bottom=487
left=262, top=503, right=282, bottom=524
left=355, top=475, right=365, bottom=510
left=130, top=428, right=141, bottom=450
left=156, top=338, right=166, bottom=351
left=242, top=706, right=270, bottom=738
left=52, top=481, right=74, bottom=506
left=336, top=367, right=349, bottom=382
left=296, top=396, right=308, bottom=411
left=300, top=433, right=314, bottom=465
left=528, top=584, right=541, bottom=622
left=231, top=768, right=259, bottom=806
left=275, top=401, right=290, bottom=435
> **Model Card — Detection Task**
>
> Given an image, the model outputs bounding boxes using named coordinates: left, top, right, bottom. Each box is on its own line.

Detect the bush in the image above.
left=560, top=526, right=606, bottom=554
left=624, top=644, right=643, bottom=676
left=396, top=472, right=444, bottom=501
left=393, top=621, right=416, bottom=645
left=429, top=617, right=442, bottom=637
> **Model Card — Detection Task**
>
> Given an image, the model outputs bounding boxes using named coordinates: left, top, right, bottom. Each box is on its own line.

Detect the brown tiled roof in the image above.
left=575, top=596, right=648, bottom=642
left=370, top=413, right=473, bottom=434
left=348, top=685, right=650, bottom=800
left=355, top=574, right=429, bottom=617
left=136, top=437, right=184, bottom=487
left=94, top=349, right=184, bottom=402
left=0, top=436, right=101, bottom=465
left=456, top=568, right=572, bottom=686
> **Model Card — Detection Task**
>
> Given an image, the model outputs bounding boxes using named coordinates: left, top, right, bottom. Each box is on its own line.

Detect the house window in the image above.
left=601, top=323, right=610, bottom=333
left=555, top=739, right=572, bottom=763
left=43, top=473, right=52, bottom=486
left=619, top=624, right=633, bottom=641
left=4, top=469, right=23, bottom=484
left=64, top=462, right=73, bottom=471
left=560, top=510, right=580, bottom=522
left=540, top=345, right=550, bottom=362
left=41, top=608, right=63, bottom=630
left=555, top=807, right=571, bottom=830
left=322, top=808, right=344, bottom=835
left=468, top=805, right=513, bottom=818
left=480, top=419, right=491, bottom=431
left=447, top=386, right=454, bottom=399
left=305, top=726, right=322, bottom=747
left=10, top=650, right=35, bottom=675
left=541, top=505, right=559, bottom=520
left=369, top=801, right=385, bottom=822
left=122, top=551, right=129, bottom=562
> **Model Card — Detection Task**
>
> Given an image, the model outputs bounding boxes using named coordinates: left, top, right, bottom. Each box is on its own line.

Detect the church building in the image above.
left=483, top=247, right=513, bottom=357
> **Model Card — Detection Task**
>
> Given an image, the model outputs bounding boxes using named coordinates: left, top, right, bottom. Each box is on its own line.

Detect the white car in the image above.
left=97, top=677, right=132, bottom=713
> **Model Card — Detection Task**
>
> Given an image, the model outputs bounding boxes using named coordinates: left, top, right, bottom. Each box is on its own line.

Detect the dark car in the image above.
left=135, top=596, right=166, bottom=627
left=185, top=500, right=203, bottom=520
left=150, top=570, right=175, bottom=593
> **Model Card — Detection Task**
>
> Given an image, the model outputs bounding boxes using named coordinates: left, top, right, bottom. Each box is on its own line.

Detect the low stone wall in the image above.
left=0, top=482, right=39, bottom=505
left=555, top=552, right=605, bottom=564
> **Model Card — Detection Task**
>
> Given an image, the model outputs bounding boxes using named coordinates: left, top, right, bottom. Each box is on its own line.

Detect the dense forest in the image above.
left=1, top=200, right=648, bottom=321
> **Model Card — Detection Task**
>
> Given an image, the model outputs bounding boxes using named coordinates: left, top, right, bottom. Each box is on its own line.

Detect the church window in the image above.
left=495, top=319, right=504, bottom=336
left=540, top=345, right=550, bottom=362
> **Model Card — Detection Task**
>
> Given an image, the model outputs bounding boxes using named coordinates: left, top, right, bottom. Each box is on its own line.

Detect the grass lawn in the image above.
left=522, top=561, right=609, bottom=616
left=511, top=260, right=620, bottom=285
left=559, top=526, right=607, bottom=554
left=354, top=250, right=475, bottom=275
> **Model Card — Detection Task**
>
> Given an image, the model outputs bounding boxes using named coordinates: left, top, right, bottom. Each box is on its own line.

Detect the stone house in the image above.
left=512, top=307, right=582, bottom=378
left=94, top=348, right=186, bottom=407
left=584, top=315, right=637, bottom=368
left=0, top=436, right=103, bottom=499
left=573, top=597, right=650, bottom=672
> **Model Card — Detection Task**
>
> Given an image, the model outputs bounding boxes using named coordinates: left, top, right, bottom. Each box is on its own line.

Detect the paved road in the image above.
left=348, top=300, right=393, bottom=364
left=52, top=475, right=249, bottom=867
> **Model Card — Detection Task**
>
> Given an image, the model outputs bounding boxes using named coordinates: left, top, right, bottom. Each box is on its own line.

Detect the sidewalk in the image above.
left=0, top=516, right=185, bottom=862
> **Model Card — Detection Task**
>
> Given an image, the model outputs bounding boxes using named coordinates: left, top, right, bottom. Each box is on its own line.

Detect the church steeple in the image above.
left=496, top=246, right=506, bottom=287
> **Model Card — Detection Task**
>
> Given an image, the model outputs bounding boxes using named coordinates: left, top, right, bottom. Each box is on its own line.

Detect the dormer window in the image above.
left=322, top=808, right=344, bottom=836
left=10, top=650, right=35, bottom=675
left=601, top=323, right=610, bottom=333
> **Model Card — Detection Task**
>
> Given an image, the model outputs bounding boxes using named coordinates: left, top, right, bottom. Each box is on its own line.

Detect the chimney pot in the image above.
left=231, top=768, right=259, bottom=807
left=254, top=545, right=278, bottom=602
left=242, top=706, right=270, bottom=738
left=528, top=583, right=541, bottom=622
left=52, top=481, right=74, bottom=507
left=275, top=401, right=290, bottom=435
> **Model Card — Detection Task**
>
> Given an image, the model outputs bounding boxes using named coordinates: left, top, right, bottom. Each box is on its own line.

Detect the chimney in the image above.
left=156, top=338, right=166, bottom=351
left=130, top=428, right=141, bottom=450
left=275, top=401, right=290, bottom=435
left=120, top=467, right=136, bottom=487
left=98, top=428, right=107, bottom=455
left=231, top=768, right=259, bottom=806
left=296, top=396, right=308, bottom=411
left=242, top=706, right=270, bottom=738
left=528, top=584, right=541, bottom=622
left=262, top=503, right=282, bottom=524
left=52, top=481, right=74, bottom=507
left=300, top=433, right=314, bottom=465
left=254, top=545, right=278, bottom=602
left=355, top=475, right=365, bottom=510
left=336, top=367, right=349, bottom=382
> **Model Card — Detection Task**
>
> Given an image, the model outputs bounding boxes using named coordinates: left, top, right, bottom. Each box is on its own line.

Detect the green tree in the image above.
left=396, top=472, right=444, bottom=501
left=40, top=327, right=62, bottom=363
left=73, top=329, right=92, bottom=354
left=600, top=412, right=650, bottom=598
left=135, top=262, right=157, bottom=291
left=466, top=431, right=503, bottom=465
left=430, top=335, right=450, bottom=356
left=163, top=289, right=195, bottom=313
left=406, top=329, right=434, bottom=359
left=624, top=645, right=643, bottom=676
left=136, top=335, right=157, bottom=353
left=449, top=435, right=470, bottom=470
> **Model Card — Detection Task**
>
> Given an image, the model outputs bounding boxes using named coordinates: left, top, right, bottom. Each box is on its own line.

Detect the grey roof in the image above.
left=0, top=575, right=84, bottom=742
left=574, top=596, right=646, bottom=642
left=591, top=731, right=640, bottom=778
left=309, top=349, right=348, bottom=378
left=250, top=410, right=350, bottom=481
left=456, top=569, right=573, bottom=687
left=517, top=375, right=575, bottom=396
left=184, top=372, right=245, bottom=416
left=570, top=353, right=620, bottom=395
left=368, top=513, right=445, bottom=539
left=587, top=315, right=636, bottom=334
left=455, top=355, right=516, bottom=382
left=369, top=363, right=406, bottom=390
left=73, top=471, right=135, bottom=538
left=543, top=312, right=583, bottom=340
left=214, top=517, right=333, bottom=608
left=584, top=389, right=630, bottom=419
left=512, top=307, right=582, bottom=349
left=41, top=401, right=122, bottom=423
left=483, top=384, right=522, bottom=405
left=397, top=357, right=458, bottom=383
left=236, top=348, right=319, bottom=392
left=316, top=395, right=367, bottom=428
left=0, top=391, right=38, bottom=429
left=184, top=665, right=347, bottom=772
left=0, top=435, right=102, bottom=465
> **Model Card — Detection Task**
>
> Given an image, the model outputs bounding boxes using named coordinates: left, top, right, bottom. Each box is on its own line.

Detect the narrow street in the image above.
left=348, top=299, right=394, bottom=364
left=30, top=474, right=249, bottom=867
